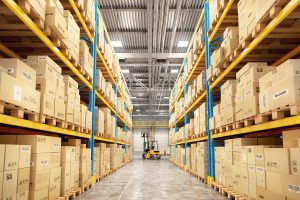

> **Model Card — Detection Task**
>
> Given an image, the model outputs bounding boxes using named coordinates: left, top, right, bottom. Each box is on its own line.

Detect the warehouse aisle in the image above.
left=76, top=158, right=226, bottom=200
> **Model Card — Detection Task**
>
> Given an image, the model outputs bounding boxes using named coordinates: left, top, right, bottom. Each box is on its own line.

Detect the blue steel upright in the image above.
left=204, top=1, right=215, bottom=183
left=183, top=59, right=188, bottom=170
left=87, top=0, right=99, bottom=184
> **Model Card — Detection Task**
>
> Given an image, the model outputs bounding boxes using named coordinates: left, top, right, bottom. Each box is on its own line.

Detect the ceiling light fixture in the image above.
left=131, top=96, right=137, bottom=99
left=121, top=69, right=129, bottom=73
left=177, top=40, right=189, bottom=47
left=171, top=69, right=178, bottom=73
left=111, top=41, right=123, bottom=47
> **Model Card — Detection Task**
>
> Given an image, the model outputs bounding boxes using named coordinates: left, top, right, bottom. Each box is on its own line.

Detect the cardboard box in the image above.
left=282, top=129, right=300, bottom=148
left=50, top=137, right=61, bottom=153
left=49, top=167, right=61, bottom=186
left=29, top=170, right=49, bottom=191
left=50, top=153, right=60, bottom=169
left=225, top=139, right=233, bottom=152
left=256, top=166, right=266, bottom=188
left=61, top=146, right=76, bottom=163
left=16, top=135, right=52, bottom=153
left=45, top=0, right=67, bottom=39
left=282, top=174, right=300, bottom=199
left=31, top=153, right=51, bottom=171
left=24, top=0, right=46, bottom=21
left=17, top=191, right=28, bottom=200
left=264, top=148, right=290, bottom=174
left=54, top=98, right=66, bottom=120
left=248, top=183, right=257, bottom=200
left=232, top=138, right=257, bottom=152
left=247, top=145, right=280, bottom=166
left=49, top=183, right=60, bottom=200
left=4, top=145, right=19, bottom=171
left=17, top=167, right=30, bottom=193
left=266, top=170, right=283, bottom=195
left=24, top=56, right=57, bottom=81
left=0, top=72, right=41, bottom=113
left=29, top=187, right=48, bottom=200
left=290, top=148, right=300, bottom=175
left=259, top=70, right=274, bottom=113
left=256, top=186, right=285, bottom=200
left=2, top=169, right=18, bottom=198
left=18, top=145, right=31, bottom=169
left=0, top=171, right=2, bottom=197
left=248, top=164, right=256, bottom=184
left=0, top=58, right=36, bottom=88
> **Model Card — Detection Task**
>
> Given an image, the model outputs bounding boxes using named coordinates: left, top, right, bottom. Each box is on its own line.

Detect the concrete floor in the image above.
left=76, top=157, right=227, bottom=200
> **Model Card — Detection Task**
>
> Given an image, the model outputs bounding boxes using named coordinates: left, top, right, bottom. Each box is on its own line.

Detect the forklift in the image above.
left=141, top=131, right=161, bottom=159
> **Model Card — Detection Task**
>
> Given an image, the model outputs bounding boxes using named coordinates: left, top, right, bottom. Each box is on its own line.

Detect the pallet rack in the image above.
left=169, top=0, right=300, bottom=184
left=0, top=0, right=132, bottom=185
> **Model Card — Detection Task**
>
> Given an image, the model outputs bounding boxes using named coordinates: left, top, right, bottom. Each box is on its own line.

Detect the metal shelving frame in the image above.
left=169, top=0, right=300, bottom=183
left=1, top=0, right=132, bottom=185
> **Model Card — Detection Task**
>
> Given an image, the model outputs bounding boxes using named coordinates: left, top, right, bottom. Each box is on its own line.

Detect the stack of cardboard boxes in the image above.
left=79, top=40, right=93, bottom=79
left=67, top=139, right=81, bottom=191
left=79, top=145, right=91, bottom=188
left=259, top=59, right=300, bottom=115
left=193, top=102, right=206, bottom=136
left=235, top=63, right=272, bottom=122
left=63, top=10, right=80, bottom=62
left=80, top=104, right=92, bottom=131
left=63, top=75, right=81, bottom=126
left=95, top=107, right=105, bottom=136
left=95, top=143, right=106, bottom=176
left=0, top=59, right=41, bottom=116
left=193, top=29, right=204, bottom=54
left=0, top=143, right=31, bottom=200
left=196, top=142, right=208, bottom=178
left=100, top=107, right=113, bottom=136
left=60, top=146, right=75, bottom=196
left=24, top=56, right=65, bottom=122
left=84, top=0, right=95, bottom=31
left=220, top=80, right=236, bottom=127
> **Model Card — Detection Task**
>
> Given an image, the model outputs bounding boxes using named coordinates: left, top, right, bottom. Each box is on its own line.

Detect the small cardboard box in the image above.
left=17, top=167, right=30, bottom=193
left=19, top=145, right=31, bottom=169
left=290, top=148, right=300, bottom=175
left=50, top=153, right=60, bottom=169
left=4, top=145, right=19, bottom=171
left=24, top=56, right=57, bottom=81
left=3, top=169, right=18, bottom=197
left=232, top=138, right=257, bottom=152
left=0, top=58, right=36, bottom=88
left=61, top=146, right=76, bottom=163
left=282, top=129, right=300, bottom=148
left=29, top=187, right=48, bottom=200
left=282, top=174, right=300, bottom=199
left=256, top=166, right=266, bottom=188
left=50, top=137, right=61, bottom=153
left=54, top=98, right=66, bottom=120
left=49, top=183, right=60, bottom=200
left=264, top=148, right=290, bottom=174
left=16, top=135, right=51, bottom=153
left=31, top=153, right=51, bottom=172
left=49, top=166, right=61, bottom=186
left=266, top=170, right=283, bottom=195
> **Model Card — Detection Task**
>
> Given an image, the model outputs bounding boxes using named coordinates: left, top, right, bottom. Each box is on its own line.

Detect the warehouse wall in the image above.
left=133, top=128, right=169, bottom=155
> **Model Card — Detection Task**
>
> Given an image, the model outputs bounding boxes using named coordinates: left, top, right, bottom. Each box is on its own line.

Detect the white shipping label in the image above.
left=21, top=146, right=30, bottom=152
left=40, top=159, right=48, bottom=166
left=13, top=86, right=22, bottom=102
left=22, top=72, right=32, bottom=81
left=256, top=154, right=263, bottom=160
left=273, top=88, right=288, bottom=99
left=288, top=184, right=300, bottom=193
left=53, top=143, right=59, bottom=149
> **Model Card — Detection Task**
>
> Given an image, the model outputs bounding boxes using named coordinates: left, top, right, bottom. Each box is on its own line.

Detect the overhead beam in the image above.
left=117, top=53, right=185, bottom=59
left=100, top=7, right=201, bottom=11
left=120, top=63, right=181, bottom=67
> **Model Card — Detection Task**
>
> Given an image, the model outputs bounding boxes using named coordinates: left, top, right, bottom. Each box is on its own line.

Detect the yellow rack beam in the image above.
left=2, top=0, right=132, bottom=129
left=212, top=115, right=300, bottom=139
left=174, top=135, right=208, bottom=145
left=0, top=114, right=128, bottom=145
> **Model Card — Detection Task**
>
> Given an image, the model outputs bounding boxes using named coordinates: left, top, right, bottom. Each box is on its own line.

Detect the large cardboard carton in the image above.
left=2, top=169, right=18, bottom=198
left=256, top=186, right=285, bottom=200
left=0, top=72, right=40, bottom=113
left=0, top=145, right=4, bottom=172
left=49, top=183, right=60, bottom=200
left=0, top=58, right=36, bottom=88
left=282, top=174, right=300, bottom=199
left=50, top=137, right=61, bottom=153
left=30, top=153, right=51, bottom=171
left=24, top=0, right=46, bottom=21
left=17, top=168, right=30, bottom=193
left=282, top=129, right=300, bottom=148
left=61, top=146, right=76, bottom=163
left=24, top=56, right=57, bottom=81
left=16, top=135, right=52, bottom=153
left=264, top=148, right=290, bottom=174
left=29, top=169, right=49, bottom=191
left=29, top=187, right=48, bottom=200
left=266, top=171, right=283, bottom=195
left=290, top=148, right=300, bottom=175
left=49, top=167, right=61, bottom=187
left=256, top=166, right=266, bottom=188
left=50, top=153, right=60, bottom=169
left=17, top=191, right=28, bottom=200
left=259, top=70, right=274, bottom=113
left=45, top=0, right=67, bottom=39
left=232, top=138, right=257, bottom=152
left=19, top=145, right=31, bottom=169
left=4, top=145, right=19, bottom=171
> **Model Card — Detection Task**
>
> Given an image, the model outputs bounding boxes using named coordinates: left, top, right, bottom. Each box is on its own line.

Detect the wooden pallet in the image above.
left=82, top=183, right=92, bottom=192
left=18, top=0, right=45, bottom=29
left=40, top=114, right=66, bottom=128
left=0, top=101, right=39, bottom=122
left=235, top=117, right=255, bottom=129
left=57, top=188, right=82, bottom=200
left=255, top=104, right=300, bottom=124
left=80, top=127, right=91, bottom=134
left=218, top=123, right=235, bottom=132
left=66, top=122, right=80, bottom=132
left=211, top=128, right=220, bottom=134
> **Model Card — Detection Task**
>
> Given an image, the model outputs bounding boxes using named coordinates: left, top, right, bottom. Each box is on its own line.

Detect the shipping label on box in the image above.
left=30, top=153, right=51, bottom=171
